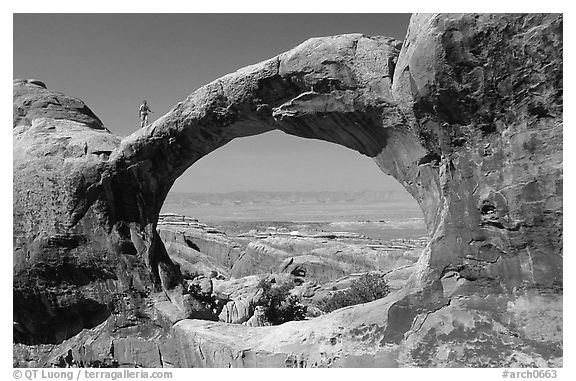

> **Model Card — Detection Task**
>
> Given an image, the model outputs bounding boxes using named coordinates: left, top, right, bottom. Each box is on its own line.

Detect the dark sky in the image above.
left=13, top=13, right=412, bottom=193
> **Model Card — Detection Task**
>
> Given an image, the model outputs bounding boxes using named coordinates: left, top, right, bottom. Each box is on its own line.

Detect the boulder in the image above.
left=213, top=276, right=264, bottom=324
left=187, top=276, right=213, bottom=297
left=242, top=306, right=271, bottom=327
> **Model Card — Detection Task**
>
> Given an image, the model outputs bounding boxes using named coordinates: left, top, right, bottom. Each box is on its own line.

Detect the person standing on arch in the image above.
left=139, top=100, right=153, bottom=128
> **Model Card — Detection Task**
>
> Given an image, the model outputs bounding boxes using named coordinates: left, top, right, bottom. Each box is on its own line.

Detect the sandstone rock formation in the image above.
left=213, top=276, right=264, bottom=324
left=13, top=13, right=562, bottom=366
left=157, top=213, right=237, bottom=278
left=230, top=241, right=292, bottom=278
left=231, top=234, right=426, bottom=279
left=242, top=306, right=271, bottom=328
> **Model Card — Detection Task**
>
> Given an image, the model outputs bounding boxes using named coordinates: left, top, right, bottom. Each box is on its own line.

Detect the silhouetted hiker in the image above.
left=139, top=100, right=153, bottom=128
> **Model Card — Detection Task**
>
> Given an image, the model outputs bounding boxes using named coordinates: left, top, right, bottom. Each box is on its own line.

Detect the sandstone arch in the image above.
left=13, top=13, right=562, bottom=366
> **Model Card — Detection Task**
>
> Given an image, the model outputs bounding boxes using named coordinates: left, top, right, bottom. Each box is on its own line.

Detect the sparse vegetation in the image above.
left=256, top=279, right=307, bottom=325
left=316, top=273, right=391, bottom=313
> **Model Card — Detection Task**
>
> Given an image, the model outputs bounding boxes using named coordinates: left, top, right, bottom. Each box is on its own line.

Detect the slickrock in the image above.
left=230, top=241, right=293, bottom=278
left=230, top=235, right=426, bottom=280
left=157, top=213, right=243, bottom=275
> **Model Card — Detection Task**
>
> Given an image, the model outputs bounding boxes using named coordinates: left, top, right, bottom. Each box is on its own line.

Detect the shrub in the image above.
left=316, top=273, right=391, bottom=313
left=180, top=267, right=201, bottom=281
left=256, top=278, right=307, bottom=325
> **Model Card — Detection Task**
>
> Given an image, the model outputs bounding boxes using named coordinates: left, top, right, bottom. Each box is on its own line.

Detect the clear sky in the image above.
left=13, top=13, right=411, bottom=193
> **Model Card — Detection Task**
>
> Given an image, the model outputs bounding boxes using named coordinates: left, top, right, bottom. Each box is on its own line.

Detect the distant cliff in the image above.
left=164, top=190, right=417, bottom=206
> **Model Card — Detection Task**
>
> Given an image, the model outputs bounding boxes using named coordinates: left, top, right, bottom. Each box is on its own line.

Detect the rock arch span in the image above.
left=13, top=14, right=562, bottom=366
left=102, top=33, right=440, bottom=303
left=110, top=34, right=433, bottom=225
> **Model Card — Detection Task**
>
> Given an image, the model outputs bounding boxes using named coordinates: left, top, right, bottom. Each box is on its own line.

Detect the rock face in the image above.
left=230, top=241, right=292, bottom=278
left=157, top=214, right=240, bottom=278
left=230, top=233, right=426, bottom=279
left=13, top=13, right=562, bottom=366
left=278, top=255, right=355, bottom=283
left=13, top=79, right=127, bottom=344
left=393, top=13, right=562, bottom=289
left=213, top=276, right=263, bottom=324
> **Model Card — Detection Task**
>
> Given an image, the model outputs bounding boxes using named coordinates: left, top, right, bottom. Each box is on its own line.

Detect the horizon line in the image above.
left=167, top=189, right=413, bottom=194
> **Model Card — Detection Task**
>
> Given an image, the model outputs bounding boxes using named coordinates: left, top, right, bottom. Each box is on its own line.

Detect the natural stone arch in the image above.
left=104, top=33, right=440, bottom=293
left=14, top=13, right=562, bottom=365
left=109, top=34, right=433, bottom=225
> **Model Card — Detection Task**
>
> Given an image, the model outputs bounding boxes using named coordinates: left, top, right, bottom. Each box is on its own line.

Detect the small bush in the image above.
left=256, top=279, right=307, bottom=325
left=316, top=273, right=391, bottom=313
left=180, top=268, right=201, bottom=281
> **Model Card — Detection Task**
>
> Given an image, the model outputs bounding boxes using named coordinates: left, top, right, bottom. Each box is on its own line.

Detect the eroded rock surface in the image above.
left=157, top=214, right=239, bottom=278
left=13, top=13, right=562, bottom=366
